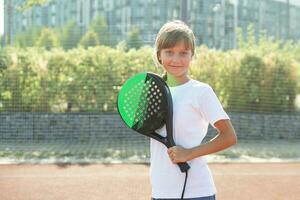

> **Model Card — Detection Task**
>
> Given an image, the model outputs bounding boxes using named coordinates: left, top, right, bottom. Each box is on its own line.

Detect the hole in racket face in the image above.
left=118, top=73, right=168, bottom=134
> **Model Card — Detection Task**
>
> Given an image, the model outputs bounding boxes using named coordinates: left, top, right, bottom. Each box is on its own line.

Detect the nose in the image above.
left=170, top=54, right=181, bottom=64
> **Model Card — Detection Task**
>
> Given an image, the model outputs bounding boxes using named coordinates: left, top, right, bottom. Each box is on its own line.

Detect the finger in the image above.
left=167, top=148, right=172, bottom=154
left=168, top=152, right=171, bottom=157
left=170, top=154, right=174, bottom=160
left=171, top=157, right=176, bottom=164
left=170, top=155, right=175, bottom=162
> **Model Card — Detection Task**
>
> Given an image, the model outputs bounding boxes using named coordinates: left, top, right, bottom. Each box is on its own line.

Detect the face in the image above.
left=159, top=41, right=193, bottom=84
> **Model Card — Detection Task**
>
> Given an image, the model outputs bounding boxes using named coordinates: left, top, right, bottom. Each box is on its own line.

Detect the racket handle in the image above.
left=178, top=162, right=190, bottom=172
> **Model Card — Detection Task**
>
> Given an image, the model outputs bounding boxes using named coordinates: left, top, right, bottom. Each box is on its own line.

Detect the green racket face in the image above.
left=117, top=72, right=167, bottom=133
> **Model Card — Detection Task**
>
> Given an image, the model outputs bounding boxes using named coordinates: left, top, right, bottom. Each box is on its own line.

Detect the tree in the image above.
left=18, top=0, right=49, bottom=11
left=60, top=21, right=82, bottom=50
left=79, top=30, right=99, bottom=49
left=126, top=26, right=143, bottom=50
left=89, top=16, right=110, bottom=46
left=35, top=27, right=60, bottom=50
left=14, top=26, right=42, bottom=47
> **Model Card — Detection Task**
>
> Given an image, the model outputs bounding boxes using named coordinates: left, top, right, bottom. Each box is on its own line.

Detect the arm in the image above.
left=168, top=119, right=237, bottom=164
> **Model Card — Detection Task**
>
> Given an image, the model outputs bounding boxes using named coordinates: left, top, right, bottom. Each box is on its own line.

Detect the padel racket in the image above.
left=117, top=72, right=190, bottom=172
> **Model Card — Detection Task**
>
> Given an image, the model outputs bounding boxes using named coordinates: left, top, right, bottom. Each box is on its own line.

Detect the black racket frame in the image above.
left=118, top=72, right=190, bottom=172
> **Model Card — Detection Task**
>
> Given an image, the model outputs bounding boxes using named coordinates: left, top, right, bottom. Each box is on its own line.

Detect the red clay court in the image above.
left=0, top=163, right=299, bottom=200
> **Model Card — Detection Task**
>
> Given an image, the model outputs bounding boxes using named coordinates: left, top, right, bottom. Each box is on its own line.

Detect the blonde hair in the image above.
left=153, top=20, right=196, bottom=68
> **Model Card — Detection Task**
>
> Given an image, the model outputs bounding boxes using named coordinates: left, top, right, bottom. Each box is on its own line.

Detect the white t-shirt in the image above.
left=150, top=79, right=229, bottom=199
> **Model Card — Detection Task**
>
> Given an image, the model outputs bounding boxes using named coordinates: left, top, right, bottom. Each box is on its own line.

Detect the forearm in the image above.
left=168, top=120, right=237, bottom=164
left=187, top=131, right=237, bottom=161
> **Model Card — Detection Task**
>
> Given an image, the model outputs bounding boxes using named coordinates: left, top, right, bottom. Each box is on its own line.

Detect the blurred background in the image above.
left=0, top=0, right=299, bottom=164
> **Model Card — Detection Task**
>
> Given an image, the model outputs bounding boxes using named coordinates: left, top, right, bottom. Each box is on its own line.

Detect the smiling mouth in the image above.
left=170, top=65, right=181, bottom=68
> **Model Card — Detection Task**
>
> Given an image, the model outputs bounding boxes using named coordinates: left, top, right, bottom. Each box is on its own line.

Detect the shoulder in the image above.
left=190, top=79, right=211, bottom=89
left=189, top=79, right=214, bottom=96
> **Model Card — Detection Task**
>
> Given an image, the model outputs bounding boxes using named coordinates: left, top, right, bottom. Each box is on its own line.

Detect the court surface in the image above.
left=0, top=163, right=299, bottom=200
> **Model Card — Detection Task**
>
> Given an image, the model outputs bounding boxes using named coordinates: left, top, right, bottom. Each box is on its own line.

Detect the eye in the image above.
left=165, top=50, right=173, bottom=55
left=180, top=51, right=189, bottom=56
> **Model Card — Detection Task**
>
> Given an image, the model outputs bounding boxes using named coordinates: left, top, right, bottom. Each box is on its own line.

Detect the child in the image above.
left=151, top=20, right=237, bottom=200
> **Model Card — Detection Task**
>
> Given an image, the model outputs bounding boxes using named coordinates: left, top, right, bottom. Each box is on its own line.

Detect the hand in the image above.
left=167, top=146, right=191, bottom=164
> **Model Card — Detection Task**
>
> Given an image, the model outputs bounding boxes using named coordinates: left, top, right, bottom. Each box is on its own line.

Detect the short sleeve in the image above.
left=196, top=85, right=229, bottom=128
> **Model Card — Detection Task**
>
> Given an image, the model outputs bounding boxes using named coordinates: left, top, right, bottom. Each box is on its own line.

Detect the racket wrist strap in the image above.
left=181, top=171, right=188, bottom=199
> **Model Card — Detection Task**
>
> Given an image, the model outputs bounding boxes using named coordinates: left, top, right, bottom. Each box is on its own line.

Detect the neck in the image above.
left=166, top=75, right=190, bottom=87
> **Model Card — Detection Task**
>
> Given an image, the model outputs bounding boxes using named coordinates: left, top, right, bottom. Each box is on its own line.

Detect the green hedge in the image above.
left=0, top=46, right=157, bottom=112
left=0, top=45, right=299, bottom=112
left=190, top=46, right=298, bottom=112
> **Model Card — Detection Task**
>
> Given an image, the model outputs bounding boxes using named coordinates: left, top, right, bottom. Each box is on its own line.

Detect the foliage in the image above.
left=192, top=24, right=299, bottom=112
left=0, top=47, right=50, bottom=111
left=14, top=26, right=42, bottom=47
left=79, top=30, right=99, bottom=49
left=237, top=24, right=300, bottom=95
left=17, top=0, right=50, bottom=11
left=60, top=21, right=82, bottom=50
left=126, top=26, right=144, bottom=50
left=35, top=28, right=60, bottom=50
left=89, top=16, right=111, bottom=46
left=11, top=17, right=113, bottom=50
left=0, top=29, right=299, bottom=112
left=0, top=46, right=156, bottom=112
left=225, top=54, right=297, bottom=112
left=190, top=46, right=242, bottom=107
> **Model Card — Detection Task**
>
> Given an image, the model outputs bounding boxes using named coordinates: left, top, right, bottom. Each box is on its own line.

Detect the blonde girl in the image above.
left=150, top=20, right=237, bottom=200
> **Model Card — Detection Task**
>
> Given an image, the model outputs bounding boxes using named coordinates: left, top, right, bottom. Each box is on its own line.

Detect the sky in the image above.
left=0, top=0, right=3, bottom=35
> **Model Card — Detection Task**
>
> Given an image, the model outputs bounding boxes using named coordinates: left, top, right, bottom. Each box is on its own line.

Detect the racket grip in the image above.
left=178, top=162, right=190, bottom=172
